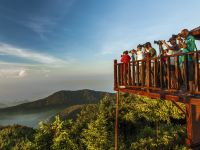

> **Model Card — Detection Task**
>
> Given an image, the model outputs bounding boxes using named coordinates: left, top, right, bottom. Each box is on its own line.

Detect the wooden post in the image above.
left=132, top=62, right=135, bottom=86
left=118, top=64, right=121, bottom=86
left=124, top=63, right=127, bottom=86
left=154, top=59, right=157, bottom=87
left=186, top=103, right=192, bottom=147
left=128, top=62, right=131, bottom=85
left=175, top=56, right=180, bottom=89
left=194, top=52, right=200, bottom=92
left=167, top=57, right=171, bottom=89
left=141, top=61, right=145, bottom=86
left=186, top=99, right=200, bottom=149
left=115, top=91, right=119, bottom=150
left=159, top=55, right=163, bottom=89
left=146, top=54, right=151, bottom=92
left=120, top=64, right=123, bottom=86
left=184, top=54, right=189, bottom=91
left=114, top=60, right=118, bottom=89
left=136, top=61, right=139, bottom=86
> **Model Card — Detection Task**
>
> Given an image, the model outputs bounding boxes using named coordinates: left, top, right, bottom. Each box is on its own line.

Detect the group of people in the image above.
left=120, top=28, right=198, bottom=95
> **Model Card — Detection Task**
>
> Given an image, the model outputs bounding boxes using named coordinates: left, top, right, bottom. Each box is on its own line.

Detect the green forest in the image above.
left=0, top=94, right=188, bottom=150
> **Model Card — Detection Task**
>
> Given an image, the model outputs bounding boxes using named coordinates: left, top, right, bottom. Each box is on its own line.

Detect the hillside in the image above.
left=0, top=125, right=35, bottom=149
left=0, top=89, right=114, bottom=114
left=49, top=104, right=97, bottom=122
left=0, top=89, right=114, bottom=127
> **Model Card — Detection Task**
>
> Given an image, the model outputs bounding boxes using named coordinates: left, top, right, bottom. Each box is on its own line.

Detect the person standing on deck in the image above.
left=162, top=37, right=180, bottom=89
left=121, top=51, right=131, bottom=63
left=145, top=42, right=157, bottom=58
left=145, top=42, right=157, bottom=86
left=129, top=49, right=136, bottom=62
left=136, top=45, right=144, bottom=85
left=121, top=51, right=131, bottom=84
left=178, top=29, right=197, bottom=95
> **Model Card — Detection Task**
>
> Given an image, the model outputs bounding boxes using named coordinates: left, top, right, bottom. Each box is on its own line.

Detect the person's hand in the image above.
left=182, top=43, right=187, bottom=49
left=177, top=35, right=182, bottom=41
left=161, top=40, right=166, bottom=44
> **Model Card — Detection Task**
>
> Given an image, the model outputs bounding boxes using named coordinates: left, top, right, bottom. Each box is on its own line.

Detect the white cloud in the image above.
left=18, top=69, right=27, bottom=77
left=0, top=68, right=27, bottom=78
left=0, top=43, right=69, bottom=66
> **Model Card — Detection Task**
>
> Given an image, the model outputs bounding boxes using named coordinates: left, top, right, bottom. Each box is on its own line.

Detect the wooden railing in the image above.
left=114, top=51, right=200, bottom=95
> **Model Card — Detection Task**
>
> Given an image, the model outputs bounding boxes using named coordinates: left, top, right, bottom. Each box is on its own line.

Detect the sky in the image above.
left=0, top=0, right=200, bottom=103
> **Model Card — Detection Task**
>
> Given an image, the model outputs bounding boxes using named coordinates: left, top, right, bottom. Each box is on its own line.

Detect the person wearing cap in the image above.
left=178, top=29, right=197, bottom=94
left=162, top=37, right=180, bottom=89
left=162, top=37, right=179, bottom=54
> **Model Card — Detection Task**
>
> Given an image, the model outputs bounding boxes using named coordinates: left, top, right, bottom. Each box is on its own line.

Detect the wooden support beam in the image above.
left=171, top=100, right=186, bottom=114
left=115, top=91, right=119, bottom=150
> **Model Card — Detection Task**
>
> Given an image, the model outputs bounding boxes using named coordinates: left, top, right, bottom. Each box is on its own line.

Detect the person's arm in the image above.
left=177, top=36, right=187, bottom=49
left=162, top=40, right=173, bottom=50
left=121, top=56, right=124, bottom=63
left=128, top=55, right=131, bottom=61
left=158, top=43, right=164, bottom=56
left=150, top=48, right=156, bottom=57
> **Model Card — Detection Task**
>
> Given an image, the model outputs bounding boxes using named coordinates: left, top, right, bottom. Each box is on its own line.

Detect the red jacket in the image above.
left=121, top=54, right=131, bottom=63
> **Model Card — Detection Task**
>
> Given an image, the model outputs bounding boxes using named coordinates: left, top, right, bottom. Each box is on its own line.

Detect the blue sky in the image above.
left=0, top=0, right=200, bottom=103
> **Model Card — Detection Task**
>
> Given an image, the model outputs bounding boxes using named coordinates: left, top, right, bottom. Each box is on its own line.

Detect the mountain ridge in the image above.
left=0, top=89, right=114, bottom=114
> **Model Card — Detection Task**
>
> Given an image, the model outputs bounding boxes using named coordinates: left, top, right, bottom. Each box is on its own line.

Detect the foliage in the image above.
left=81, top=96, right=115, bottom=150
left=0, top=94, right=188, bottom=150
left=0, top=125, right=35, bottom=150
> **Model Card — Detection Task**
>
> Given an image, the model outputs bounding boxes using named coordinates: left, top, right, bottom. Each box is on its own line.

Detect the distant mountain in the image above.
left=8, top=100, right=30, bottom=107
left=0, top=103, right=7, bottom=108
left=0, top=89, right=114, bottom=114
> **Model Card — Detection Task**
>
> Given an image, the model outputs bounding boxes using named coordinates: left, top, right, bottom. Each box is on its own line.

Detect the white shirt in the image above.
left=167, top=50, right=175, bottom=65
left=136, top=50, right=144, bottom=60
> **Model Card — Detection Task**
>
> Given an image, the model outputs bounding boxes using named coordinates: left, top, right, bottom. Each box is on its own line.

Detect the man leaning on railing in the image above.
left=178, top=29, right=197, bottom=95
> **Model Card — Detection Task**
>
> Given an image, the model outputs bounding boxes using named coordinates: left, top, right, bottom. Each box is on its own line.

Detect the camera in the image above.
left=154, top=40, right=162, bottom=45
left=172, top=33, right=182, bottom=39
left=172, top=34, right=178, bottom=39
left=138, top=44, right=146, bottom=48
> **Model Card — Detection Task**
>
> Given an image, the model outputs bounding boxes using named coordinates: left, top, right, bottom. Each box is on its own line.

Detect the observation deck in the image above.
left=113, top=26, right=200, bottom=149
left=114, top=51, right=200, bottom=149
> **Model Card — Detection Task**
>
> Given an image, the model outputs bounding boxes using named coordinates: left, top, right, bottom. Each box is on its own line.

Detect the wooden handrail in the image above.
left=114, top=50, right=200, bottom=95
